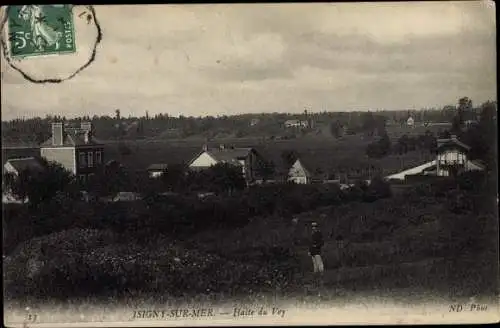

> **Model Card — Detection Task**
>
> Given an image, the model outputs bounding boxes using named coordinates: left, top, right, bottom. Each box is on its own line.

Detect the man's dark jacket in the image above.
left=310, top=230, right=324, bottom=256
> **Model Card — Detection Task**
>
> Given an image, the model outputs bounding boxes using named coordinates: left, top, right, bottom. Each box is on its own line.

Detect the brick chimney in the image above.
left=81, top=122, right=92, bottom=132
left=51, top=122, right=63, bottom=146
left=81, top=122, right=92, bottom=144
left=202, top=144, right=208, bottom=152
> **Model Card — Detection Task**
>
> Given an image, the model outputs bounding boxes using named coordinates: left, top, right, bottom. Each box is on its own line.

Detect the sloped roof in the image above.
left=291, top=153, right=338, bottom=178
left=4, top=157, right=45, bottom=174
left=40, top=128, right=103, bottom=147
left=147, top=163, right=169, bottom=171
left=206, top=148, right=253, bottom=164
left=437, top=136, right=470, bottom=151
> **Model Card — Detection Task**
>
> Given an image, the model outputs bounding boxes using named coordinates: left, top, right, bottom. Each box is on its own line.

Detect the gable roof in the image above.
left=437, top=136, right=470, bottom=152
left=290, top=154, right=338, bottom=178
left=208, top=147, right=253, bottom=163
left=4, top=157, right=45, bottom=174
left=40, top=128, right=103, bottom=148
left=147, top=163, right=169, bottom=171
left=189, top=147, right=255, bottom=167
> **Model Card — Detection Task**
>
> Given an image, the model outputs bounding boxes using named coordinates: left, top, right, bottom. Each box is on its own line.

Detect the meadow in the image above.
left=3, top=171, right=498, bottom=308
left=2, top=123, right=446, bottom=175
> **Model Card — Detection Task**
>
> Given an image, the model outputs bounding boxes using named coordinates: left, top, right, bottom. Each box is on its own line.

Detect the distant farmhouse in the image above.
left=250, top=118, right=260, bottom=126
left=284, top=119, right=309, bottom=128
left=287, top=156, right=339, bottom=185
left=386, top=134, right=484, bottom=181
left=188, top=144, right=265, bottom=182
left=147, top=163, right=169, bottom=178
left=40, top=122, right=104, bottom=184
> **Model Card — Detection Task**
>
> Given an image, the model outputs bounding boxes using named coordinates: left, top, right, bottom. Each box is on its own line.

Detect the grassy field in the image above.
left=2, top=123, right=446, bottom=172
left=3, top=174, right=498, bottom=310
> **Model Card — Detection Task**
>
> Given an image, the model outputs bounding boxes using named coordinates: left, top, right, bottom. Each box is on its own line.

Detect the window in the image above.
left=96, top=151, right=102, bottom=164
left=79, top=152, right=86, bottom=168
left=88, top=152, right=94, bottom=168
left=79, top=174, right=86, bottom=184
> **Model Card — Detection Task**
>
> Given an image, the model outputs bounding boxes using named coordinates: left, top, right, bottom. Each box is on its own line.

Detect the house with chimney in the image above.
left=40, top=122, right=104, bottom=184
left=188, top=144, right=265, bottom=182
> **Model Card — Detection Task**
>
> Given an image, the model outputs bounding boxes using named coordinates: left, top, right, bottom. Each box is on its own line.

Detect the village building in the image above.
left=385, top=135, right=484, bottom=181
left=3, top=157, right=44, bottom=177
left=188, top=145, right=264, bottom=182
left=406, top=116, right=415, bottom=127
left=287, top=156, right=339, bottom=185
left=40, top=122, right=104, bottom=184
left=250, top=118, right=260, bottom=126
left=284, top=120, right=309, bottom=128
left=2, top=157, right=45, bottom=204
left=147, top=163, right=169, bottom=178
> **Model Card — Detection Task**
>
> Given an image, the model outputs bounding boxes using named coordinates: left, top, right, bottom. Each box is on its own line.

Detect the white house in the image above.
left=188, top=145, right=264, bottom=181
left=250, top=118, right=260, bottom=126
left=406, top=116, right=415, bottom=127
left=112, top=192, right=142, bottom=202
left=385, top=135, right=485, bottom=181
left=288, top=158, right=312, bottom=184
left=287, top=157, right=338, bottom=185
left=3, top=157, right=44, bottom=177
left=147, top=163, right=169, bottom=178
left=284, top=120, right=309, bottom=128
left=2, top=157, right=45, bottom=204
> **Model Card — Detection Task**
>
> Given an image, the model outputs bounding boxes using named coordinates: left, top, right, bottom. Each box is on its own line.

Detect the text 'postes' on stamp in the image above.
left=7, top=5, right=76, bottom=58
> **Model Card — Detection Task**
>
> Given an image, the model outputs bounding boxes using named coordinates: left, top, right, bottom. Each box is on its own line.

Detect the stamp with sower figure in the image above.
left=7, top=5, right=76, bottom=58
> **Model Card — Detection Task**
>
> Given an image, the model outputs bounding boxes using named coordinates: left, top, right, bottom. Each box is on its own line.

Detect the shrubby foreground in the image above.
left=3, top=171, right=498, bottom=304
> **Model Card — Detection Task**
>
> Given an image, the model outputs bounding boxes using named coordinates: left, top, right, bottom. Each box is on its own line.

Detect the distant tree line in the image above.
left=364, top=98, right=496, bottom=161
left=2, top=103, right=490, bottom=144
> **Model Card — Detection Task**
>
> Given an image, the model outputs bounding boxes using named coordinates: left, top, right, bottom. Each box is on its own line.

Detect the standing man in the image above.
left=309, top=221, right=325, bottom=291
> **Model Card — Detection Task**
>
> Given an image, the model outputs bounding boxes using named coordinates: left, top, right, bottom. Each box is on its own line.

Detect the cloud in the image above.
left=1, top=2, right=496, bottom=120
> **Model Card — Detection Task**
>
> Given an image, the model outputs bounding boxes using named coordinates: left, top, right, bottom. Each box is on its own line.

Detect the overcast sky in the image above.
left=1, top=2, right=496, bottom=120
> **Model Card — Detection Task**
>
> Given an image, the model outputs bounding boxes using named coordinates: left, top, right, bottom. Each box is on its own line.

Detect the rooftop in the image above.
left=437, top=135, right=471, bottom=151
left=4, top=157, right=45, bottom=174
left=147, top=163, right=169, bottom=171
left=41, top=124, right=104, bottom=148
left=198, top=147, right=254, bottom=166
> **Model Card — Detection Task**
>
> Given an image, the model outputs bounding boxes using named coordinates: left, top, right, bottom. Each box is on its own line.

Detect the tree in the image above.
left=361, top=112, right=376, bottom=137
left=204, top=163, right=247, bottom=194
left=461, top=101, right=497, bottom=170
left=161, top=163, right=187, bottom=192
left=255, top=159, right=276, bottom=182
left=86, top=163, right=129, bottom=197
left=4, top=160, right=75, bottom=207
left=452, top=97, right=472, bottom=134
left=366, top=132, right=391, bottom=158
left=329, top=120, right=342, bottom=138
left=280, top=150, right=298, bottom=168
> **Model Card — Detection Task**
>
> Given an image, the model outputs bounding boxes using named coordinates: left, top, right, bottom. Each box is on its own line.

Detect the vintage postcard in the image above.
left=1, top=2, right=499, bottom=327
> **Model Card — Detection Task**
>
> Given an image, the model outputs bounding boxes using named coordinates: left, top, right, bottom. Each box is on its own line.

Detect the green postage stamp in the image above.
left=7, top=5, right=76, bottom=58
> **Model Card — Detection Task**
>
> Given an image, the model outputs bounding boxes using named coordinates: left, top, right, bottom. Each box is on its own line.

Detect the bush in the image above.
left=364, top=177, right=392, bottom=202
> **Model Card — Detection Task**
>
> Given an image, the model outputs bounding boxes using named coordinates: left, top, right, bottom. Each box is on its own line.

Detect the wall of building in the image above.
left=189, top=152, right=218, bottom=168
left=288, top=160, right=310, bottom=184
left=40, top=147, right=76, bottom=174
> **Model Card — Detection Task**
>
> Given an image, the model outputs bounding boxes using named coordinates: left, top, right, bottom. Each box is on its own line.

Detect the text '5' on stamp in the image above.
left=7, top=5, right=76, bottom=59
